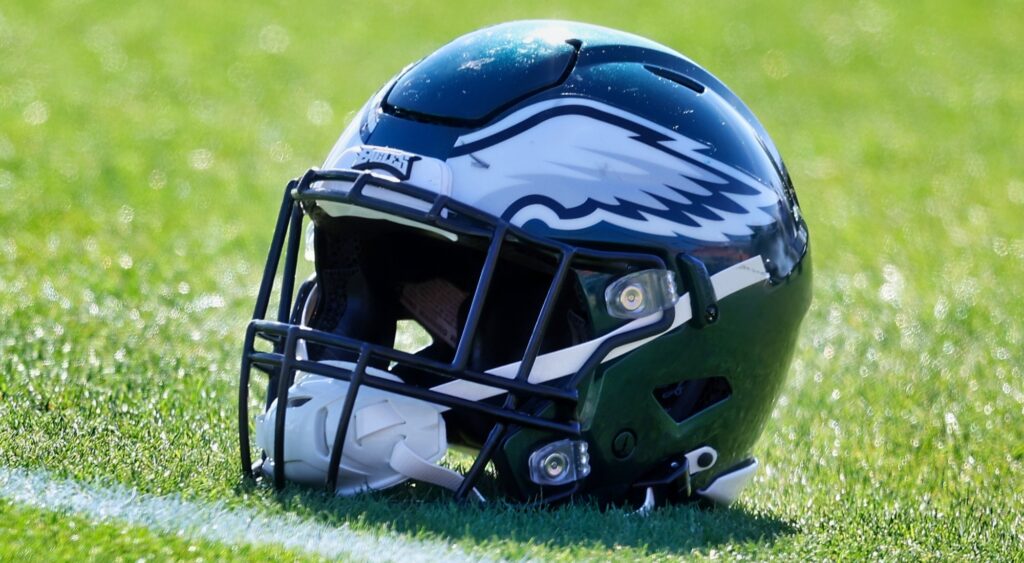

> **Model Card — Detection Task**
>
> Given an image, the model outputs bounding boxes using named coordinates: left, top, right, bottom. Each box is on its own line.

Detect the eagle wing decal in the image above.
left=447, top=99, right=780, bottom=242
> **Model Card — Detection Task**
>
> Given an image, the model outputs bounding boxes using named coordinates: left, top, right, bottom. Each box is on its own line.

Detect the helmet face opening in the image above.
left=239, top=20, right=811, bottom=509
left=303, top=214, right=598, bottom=370
left=302, top=212, right=611, bottom=450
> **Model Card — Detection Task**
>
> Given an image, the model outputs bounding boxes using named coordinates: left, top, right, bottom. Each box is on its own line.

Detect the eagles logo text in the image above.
left=351, top=147, right=421, bottom=181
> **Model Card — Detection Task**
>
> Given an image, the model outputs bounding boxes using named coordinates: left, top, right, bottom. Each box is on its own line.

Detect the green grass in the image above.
left=1, top=0, right=1023, bottom=559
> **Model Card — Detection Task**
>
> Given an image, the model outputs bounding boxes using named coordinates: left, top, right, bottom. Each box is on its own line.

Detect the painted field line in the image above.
left=0, top=466, right=484, bottom=562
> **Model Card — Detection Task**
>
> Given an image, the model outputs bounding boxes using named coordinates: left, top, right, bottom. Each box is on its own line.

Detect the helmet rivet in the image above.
left=612, top=430, right=637, bottom=459
left=542, top=452, right=570, bottom=479
left=528, top=439, right=590, bottom=486
left=618, top=284, right=645, bottom=312
left=704, top=304, right=719, bottom=324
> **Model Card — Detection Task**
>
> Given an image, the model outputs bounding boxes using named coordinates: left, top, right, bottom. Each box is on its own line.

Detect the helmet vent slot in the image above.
left=653, top=376, right=731, bottom=423
left=644, top=65, right=706, bottom=94
left=287, top=397, right=312, bottom=408
left=314, top=406, right=330, bottom=457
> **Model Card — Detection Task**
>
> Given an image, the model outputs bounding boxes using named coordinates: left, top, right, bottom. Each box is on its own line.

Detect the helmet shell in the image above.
left=316, top=20, right=811, bottom=503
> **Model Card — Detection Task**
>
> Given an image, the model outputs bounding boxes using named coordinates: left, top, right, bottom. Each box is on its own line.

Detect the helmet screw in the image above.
left=541, top=451, right=570, bottom=479
left=618, top=284, right=645, bottom=312
left=612, top=430, right=637, bottom=459
left=704, top=305, right=719, bottom=324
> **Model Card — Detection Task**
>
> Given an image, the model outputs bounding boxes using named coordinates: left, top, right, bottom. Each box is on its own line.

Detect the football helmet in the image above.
left=239, top=20, right=811, bottom=508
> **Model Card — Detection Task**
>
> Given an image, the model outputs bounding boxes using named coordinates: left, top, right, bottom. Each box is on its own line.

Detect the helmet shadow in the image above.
left=244, top=481, right=796, bottom=557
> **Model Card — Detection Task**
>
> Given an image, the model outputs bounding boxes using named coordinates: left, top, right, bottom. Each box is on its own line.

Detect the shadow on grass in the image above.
left=238, top=480, right=796, bottom=557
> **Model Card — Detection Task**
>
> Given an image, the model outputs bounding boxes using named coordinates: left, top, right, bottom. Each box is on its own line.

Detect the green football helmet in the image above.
left=239, top=20, right=811, bottom=509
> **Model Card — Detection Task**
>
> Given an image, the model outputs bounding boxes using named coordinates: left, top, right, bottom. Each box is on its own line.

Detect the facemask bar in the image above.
left=239, top=167, right=677, bottom=501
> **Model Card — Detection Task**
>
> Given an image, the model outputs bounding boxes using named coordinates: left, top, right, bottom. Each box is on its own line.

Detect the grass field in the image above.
left=1, top=0, right=1022, bottom=560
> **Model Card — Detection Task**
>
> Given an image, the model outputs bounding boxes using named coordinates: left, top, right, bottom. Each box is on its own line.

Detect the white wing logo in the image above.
left=446, top=99, right=780, bottom=242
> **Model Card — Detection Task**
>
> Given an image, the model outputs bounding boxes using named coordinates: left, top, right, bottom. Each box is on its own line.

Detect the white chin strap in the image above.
left=254, top=360, right=482, bottom=500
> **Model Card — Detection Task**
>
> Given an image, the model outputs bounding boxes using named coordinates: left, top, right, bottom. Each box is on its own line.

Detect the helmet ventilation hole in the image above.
left=644, top=65, right=706, bottom=94
left=653, top=376, right=732, bottom=423
left=287, top=397, right=312, bottom=408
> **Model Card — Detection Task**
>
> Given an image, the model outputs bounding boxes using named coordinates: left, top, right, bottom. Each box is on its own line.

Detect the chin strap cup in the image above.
left=255, top=363, right=485, bottom=500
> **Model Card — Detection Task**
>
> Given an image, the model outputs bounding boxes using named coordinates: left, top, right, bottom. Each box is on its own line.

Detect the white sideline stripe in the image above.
left=0, top=466, right=482, bottom=562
